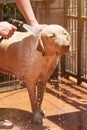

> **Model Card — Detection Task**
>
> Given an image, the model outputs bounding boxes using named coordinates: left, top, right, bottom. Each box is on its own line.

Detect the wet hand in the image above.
left=31, top=23, right=48, bottom=34
left=0, top=21, right=17, bottom=39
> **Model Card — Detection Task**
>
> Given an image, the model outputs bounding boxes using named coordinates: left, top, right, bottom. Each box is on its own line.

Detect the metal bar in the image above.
left=61, top=0, right=67, bottom=77
left=45, top=0, right=50, bottom=24
left=0, top=0, right=14, bottom=3
left=0, top=0, right=45, bottom=3
left=77, top=0, right=83, bottom=84
left=61, top=56, right=66, bottom=77
left=65, top=71, right=78, bottom=78
left=64, top=0, right=87, bottom=84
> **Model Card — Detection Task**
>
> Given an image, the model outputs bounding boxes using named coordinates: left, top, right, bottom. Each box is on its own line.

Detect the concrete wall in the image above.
left=32, top=0, right=64, bottom=26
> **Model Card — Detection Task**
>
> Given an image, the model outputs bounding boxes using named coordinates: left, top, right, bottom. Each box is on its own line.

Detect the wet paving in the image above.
left=0, top=77, right=87, bottom=130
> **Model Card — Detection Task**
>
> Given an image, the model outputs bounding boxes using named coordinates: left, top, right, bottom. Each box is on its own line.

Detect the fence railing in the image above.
left=63, top=0, right=87, bottom=84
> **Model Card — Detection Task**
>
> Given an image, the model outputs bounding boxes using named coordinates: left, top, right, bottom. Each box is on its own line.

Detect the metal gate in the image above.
left=63, top=0, right=87, bottom=84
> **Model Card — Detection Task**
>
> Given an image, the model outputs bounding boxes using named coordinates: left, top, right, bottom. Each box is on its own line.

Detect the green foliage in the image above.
left=1, top=3, right=25, bottom=22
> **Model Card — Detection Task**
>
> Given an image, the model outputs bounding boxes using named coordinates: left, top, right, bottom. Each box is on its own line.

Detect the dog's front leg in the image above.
left=37, top=81, right=46, bottom=117
left=26, top=82, right=44, bottom=125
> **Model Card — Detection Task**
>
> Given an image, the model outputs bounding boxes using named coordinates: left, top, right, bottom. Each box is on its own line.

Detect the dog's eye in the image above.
left=64, top=32, right=67, bottom=35
left=50, top=35, right=55, bottom=38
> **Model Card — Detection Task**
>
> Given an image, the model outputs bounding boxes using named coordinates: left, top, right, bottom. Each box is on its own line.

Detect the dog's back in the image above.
left=0, top=31, right=40, bottom=77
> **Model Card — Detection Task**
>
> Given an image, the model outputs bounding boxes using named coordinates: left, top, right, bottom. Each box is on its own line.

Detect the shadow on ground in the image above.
left=0, top=108, right=87, bottom=130
left=0, top=108, right=48, bottom=130
left=47, top=110, right=87, bottom=130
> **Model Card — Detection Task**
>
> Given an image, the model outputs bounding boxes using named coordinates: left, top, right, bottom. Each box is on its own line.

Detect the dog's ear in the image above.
left=37, top=37, right=45, bottom=55
left=47, top=32, right=55, bottom=38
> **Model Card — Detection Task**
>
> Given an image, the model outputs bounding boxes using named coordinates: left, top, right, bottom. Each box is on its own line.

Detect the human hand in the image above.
left=0, top=21, right=17, bottom=39
left=31, top=23, right=48, bottom=34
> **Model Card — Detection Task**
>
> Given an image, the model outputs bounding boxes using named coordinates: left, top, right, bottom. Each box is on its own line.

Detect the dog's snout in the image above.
left=62, top=45, right=69, bottom=49
left=63, top=30, right=70, bottom=41
left=61, top=45, right=70, bottom=53
left=66, top=45, right=70, bottom=50
left=67, top=35, right=70, bottom=42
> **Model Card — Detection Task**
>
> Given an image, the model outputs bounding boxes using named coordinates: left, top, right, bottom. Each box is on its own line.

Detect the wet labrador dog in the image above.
left=0, top=25, right=70, bottom=124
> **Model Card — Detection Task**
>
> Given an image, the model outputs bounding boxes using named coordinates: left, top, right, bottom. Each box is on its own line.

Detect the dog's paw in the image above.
left=33, top=109, right=45, bottom=125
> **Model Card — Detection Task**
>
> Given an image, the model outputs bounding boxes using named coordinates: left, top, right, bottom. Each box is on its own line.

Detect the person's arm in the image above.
left=15, top=0, right=47, bottom=32
left=15, top=0, right=38, bottom=26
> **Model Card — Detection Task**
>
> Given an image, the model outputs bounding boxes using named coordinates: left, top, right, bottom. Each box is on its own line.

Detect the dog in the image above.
left=0, top=25, right=70, bottom=124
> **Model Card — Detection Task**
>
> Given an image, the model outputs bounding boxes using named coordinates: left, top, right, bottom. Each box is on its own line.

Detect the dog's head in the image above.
left=37, top=25, right=71, bottom=56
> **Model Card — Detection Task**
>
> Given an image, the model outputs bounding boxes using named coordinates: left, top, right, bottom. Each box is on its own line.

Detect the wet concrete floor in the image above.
left=0, top=77, right=87, bottom=130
